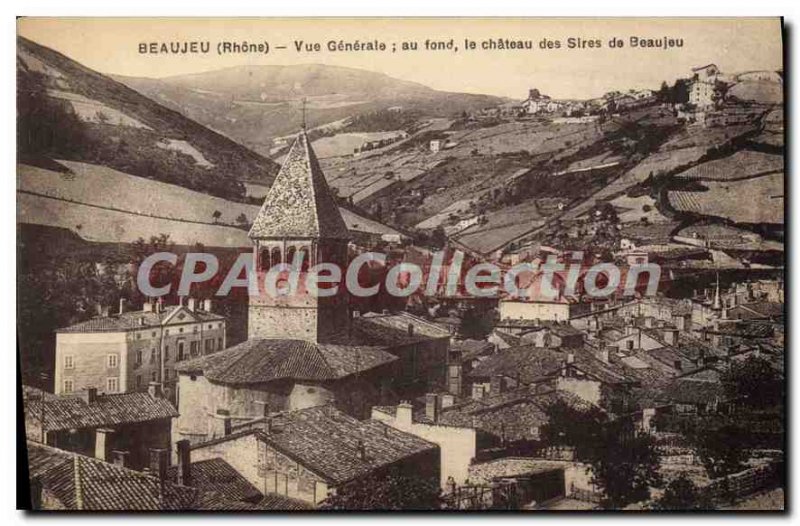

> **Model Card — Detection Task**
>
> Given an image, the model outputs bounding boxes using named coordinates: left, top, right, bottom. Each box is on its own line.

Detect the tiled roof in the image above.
left=57, top=305, right=224, bottom=333
left=26, top=442, right=197, bottom=510
left=468, top=457, right=566, bottom=485
left=469, top=345, right=634, bottom=386
left=659, top=379, right=724, bottom=405
left=258, top=405, right=436, bottom=485
left=167, top=458, right=261, bottom=505
left=25, top=390, right=178, bottom=432
left=249, top=132, right=349, bottom=240
left=435, top=389, right=595, bottom=441
left=352, top=312, right=452, bottom=346
left=176, top=338, right=396, bottom=384
left=196, top=492, right=312, bottom=511
left=451, top=339, right=495, bottom=361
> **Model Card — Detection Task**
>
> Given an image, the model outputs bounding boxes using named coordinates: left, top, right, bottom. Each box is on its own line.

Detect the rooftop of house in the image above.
left=468, top=345, right=634, bottom=386
left=24, top=388, right=178, bottom=432
left=353, top=311, right=452, bottom=345
left=56, top=303, right=224, bottom=333
left=468, top=457, right=567, bottom=485
left=658, top=378, right=725, bottom=405
left=175, top=338, right=397, bottom=384
left=26, top=441, right=198, bottom=510
left=257, top=405, right=437, bottom=486
left=166, top=457, right=261, bottom=505
left=436, top=389, right=596, bottom=442
left=249, top=131, right=350, bottom=241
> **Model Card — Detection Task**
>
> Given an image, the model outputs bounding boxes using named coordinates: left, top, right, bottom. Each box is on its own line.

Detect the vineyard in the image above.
left=674, top=151, right=784, bottom=181
left=668, top=173, right=784, bottom=224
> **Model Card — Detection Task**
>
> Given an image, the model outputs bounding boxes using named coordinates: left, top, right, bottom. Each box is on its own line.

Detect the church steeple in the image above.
left=248, top=131, right=351, bottom=343
left=249, top=131, right=349, bottom=241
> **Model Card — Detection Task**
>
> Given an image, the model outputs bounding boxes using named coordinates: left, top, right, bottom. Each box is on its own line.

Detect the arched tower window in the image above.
left=270, top=247, right=282, bottom=267
left=286, top=246, right=297, bottom=269
left=298, top=247, right=310, bottom=272
left=259, top=248, right=270, bottom=271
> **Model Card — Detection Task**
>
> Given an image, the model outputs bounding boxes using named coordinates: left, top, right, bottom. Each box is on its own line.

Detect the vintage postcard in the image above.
left=17, top=17, right=784, bottom=511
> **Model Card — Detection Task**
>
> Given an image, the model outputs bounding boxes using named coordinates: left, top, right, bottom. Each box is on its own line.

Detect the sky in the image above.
left=17, top=17, right=783, bottom=100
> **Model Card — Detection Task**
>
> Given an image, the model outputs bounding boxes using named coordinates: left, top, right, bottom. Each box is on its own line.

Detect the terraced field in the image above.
left=674, top=151, right=783, bottom=181
left=668, top=173, right=784, bottom=225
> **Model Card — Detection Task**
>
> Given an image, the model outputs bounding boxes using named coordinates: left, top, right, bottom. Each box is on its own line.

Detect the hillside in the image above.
left=17, top=159, right=405, bottom=248
left=114, top=65, right=506, bottom=156
left=17, top=37, right=279, bottom=199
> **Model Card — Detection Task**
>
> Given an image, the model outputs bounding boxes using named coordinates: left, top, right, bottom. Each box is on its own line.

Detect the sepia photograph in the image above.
left=15, top=16, right=785, bottom=512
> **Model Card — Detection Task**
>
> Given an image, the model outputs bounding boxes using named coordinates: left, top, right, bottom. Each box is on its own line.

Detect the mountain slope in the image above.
left=115, top=65, right=506, bottom=155
left=17, top=37, right=279, bottom=198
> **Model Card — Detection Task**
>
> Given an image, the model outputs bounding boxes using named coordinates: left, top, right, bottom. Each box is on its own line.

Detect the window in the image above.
left=190, top=341, right=199, bottom=357
left=179, top=328, right=184, bottom=334
left=135, top=350, right=143, bottom=366
left=164, top=369, right=170, bottom=381
left=107, top=354, right=118, bottom=368
left=164, top=345, right=170, bottom=361
left=177, top=341, right=185, bottom=361
left=208, top=324, right=213, bottom=329
left=152, top=331, right=157, bottom=338
left=151, top=371, right=157, bottom=382
left=63, top=379, right=74, bottom=394
left=205, top=339, right=214, bottom=353
left=626, top=340, right=634, bottom=351
left=193, top=326, right=198, bottom=333
left=136, top=333, right=142, bottom=340
left=165, top=329, right=170, bottom=336
left=218, top=337, right=223, bottom=350
left=64, top=355, right=75, bottom=370
left=106, top=377, right=119, bottom=393
left=149, top=350, right=156, bottom=364
left=136, top=375, right=142, bottom=388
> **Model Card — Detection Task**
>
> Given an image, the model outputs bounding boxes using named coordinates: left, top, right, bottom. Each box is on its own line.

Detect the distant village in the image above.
left=24, top=116, right=784, bottom=510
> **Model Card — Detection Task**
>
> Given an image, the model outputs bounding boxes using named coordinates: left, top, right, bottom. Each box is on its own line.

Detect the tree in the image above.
left=212, top=210, right=222, bottom=223
left=653, top=474, right=713, bottom=510
left=587, top=424, right=663, bottom=509
left=235, top=213, right=249, bottom=228
left=319, top=468, right=441, bottom=510
left=721, top=355, right=783, bottom=410
left=690, top=421, right=751, bottom=504
left=541, top=403, right=661, bottom=509
left=457, top=306, right=495, bottom=341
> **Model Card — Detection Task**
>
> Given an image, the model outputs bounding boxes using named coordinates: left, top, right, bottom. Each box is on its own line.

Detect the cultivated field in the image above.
left=674, top=151, right=783, bottom=181
left=668, top=173, right=784, bottom=224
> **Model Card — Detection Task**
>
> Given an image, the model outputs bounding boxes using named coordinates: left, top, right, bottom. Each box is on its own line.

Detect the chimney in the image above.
left=425, top=393, right=440, bottom=423
left=175, top=439, right=191, bottom=487
left=407, top=323, right=415, bottom=336
left=596, top=343, right=609, bottom=364
left=566, top=352, right=575, bottom=364
left=94, top=428, right=114, bottom=462
left=673, top=360, right=683, bottom=372
left=143, top=301, right=153, bottom=313
left=356, top=439, right=366, bottom=461
left=202, top=299, right=212, bottom=312
left=663, top=328, right=677, bottom=346
left=119, top=298, right=126, bottom=315
left=472, top=384, right=486, bottom=401
left=396, top=402, right=413, bottom=428
left=148, top=447, right=169, bottom=481
left=110, top=450, right=129, bottom=468
left=441, top=393, right=455, bottom=409
left=208, top=409, right=232, bottom=438
left=254, top=400, right=270, bottom=418
left=82, top=387, right=98, bottom=404
left=490, top=374, right=506, bottom=395
left=644, top=317, right=654, bottom=328
left=187, top=298, right=196, bottom=312
left=148, top=382, right=163, bottom=399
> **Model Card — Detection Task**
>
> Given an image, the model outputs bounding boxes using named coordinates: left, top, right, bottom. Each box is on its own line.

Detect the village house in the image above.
left=24, top=383, right=176, bottom=471
left=54, top=298, right=226, bottom=400
left=184, top=405, right=439, bottom=506
left=26, top=441, right=199, bottom=511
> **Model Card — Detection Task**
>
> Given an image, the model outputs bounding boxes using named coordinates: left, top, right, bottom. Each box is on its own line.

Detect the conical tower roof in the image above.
left=249, top=132, right=349, bottom=240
